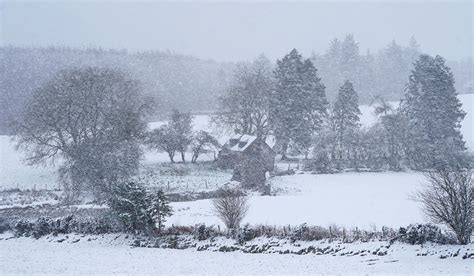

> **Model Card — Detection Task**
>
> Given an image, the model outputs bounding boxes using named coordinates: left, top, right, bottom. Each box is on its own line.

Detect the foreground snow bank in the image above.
left=0, top=233, right=471, bottom=275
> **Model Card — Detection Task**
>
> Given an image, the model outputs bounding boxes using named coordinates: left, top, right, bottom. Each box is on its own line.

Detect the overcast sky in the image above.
left=1, top=1, right=472, bottom=62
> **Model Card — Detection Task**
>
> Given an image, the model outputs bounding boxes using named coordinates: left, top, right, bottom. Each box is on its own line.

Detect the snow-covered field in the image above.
left=0, top=234, right=471, bottom=275
left=169, top=172, right=426, bottom=229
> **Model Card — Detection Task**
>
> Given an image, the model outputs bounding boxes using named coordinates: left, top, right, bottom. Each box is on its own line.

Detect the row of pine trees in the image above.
left=217, top=49, right=467, bottom=171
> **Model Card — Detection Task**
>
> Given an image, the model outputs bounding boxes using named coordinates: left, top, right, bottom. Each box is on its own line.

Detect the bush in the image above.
left=11, top=214, right=124, bottom=238
left=212, top=189, right=249, bottom=231
left=0, top=217, right=10, bottom=234
left=110, top=181, right=172, bottom=234
left=162, top=225, right=193, bottom=236
left=416, top=168, right=473, bottom=244
left=398, top=224, right=457, bottom=245
left=290, top=224, right=331, bottom=242
left=193, top=224, right=217, bottom=241
left=32, top=217, right=53, bottom=239
left=13, top=220, right=34, bottom=237
left=237, top=224, right=260, bottom=243
left=308, top=152, right=333, bottom=174
left=73, top=215, right=123, bottom=235
left=50, top=215, right=75, bottom=235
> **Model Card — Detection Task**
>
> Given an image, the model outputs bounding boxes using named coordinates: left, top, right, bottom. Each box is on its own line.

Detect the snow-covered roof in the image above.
left=229, top=133, right=242, bottom=140
left=228, top=134, right=257, bottom=152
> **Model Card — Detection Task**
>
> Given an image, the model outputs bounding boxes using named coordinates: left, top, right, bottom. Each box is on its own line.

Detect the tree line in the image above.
left=216, top=49, right=469, bottom=171
left=2, top=36, right=472, bottom=135
left=10, top=43, right=469, bottom=202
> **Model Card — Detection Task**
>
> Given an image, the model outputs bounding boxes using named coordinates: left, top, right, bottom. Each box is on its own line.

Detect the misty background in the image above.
left=1, top=1, right=472, bottom=61
left=0, top=1, right=472, bottom=133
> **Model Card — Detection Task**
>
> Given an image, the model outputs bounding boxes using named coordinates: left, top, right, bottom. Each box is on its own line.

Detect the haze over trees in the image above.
left=0, top=46, right=233, bottom=134
left=1, top=36, right=472, bottom=135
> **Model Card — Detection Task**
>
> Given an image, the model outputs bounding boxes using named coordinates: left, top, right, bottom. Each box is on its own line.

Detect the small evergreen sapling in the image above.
left=110, top=181, right=151, bottom=233
left=110, top=181, right=172, bottom=234
left=149, top=190, right=173, bottom=233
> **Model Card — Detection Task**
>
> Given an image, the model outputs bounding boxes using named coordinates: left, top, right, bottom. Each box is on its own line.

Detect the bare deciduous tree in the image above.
left=190, top=130, right=219, bottom=163
left=169, top=109, right=193, bottom=162
left=147, top=125, right=180, bottom=163
left=212, top=189, right=249, bottom=231
left=15, top=67, right=148, bottom=202
left=147, top=110, right=193, bottom=163
left=416, top=167, right=473, bottom=244
left=214, top=55, right=273, bottom=138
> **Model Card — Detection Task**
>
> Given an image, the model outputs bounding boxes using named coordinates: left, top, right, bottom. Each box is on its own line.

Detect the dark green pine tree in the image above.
left=148, top=190, right=173, bottom=233
left=110, top=181, right=152, bottom=233
left=402, top=54, right=466, bottom=169
left=271, top=49, right=328, bottom=159
left=331, top=80, right=361, bottom=168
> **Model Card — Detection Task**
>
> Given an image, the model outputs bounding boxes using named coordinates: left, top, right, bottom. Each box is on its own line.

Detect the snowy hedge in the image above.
left=12, top=214, right=124, bottom=238
left=6, top=216, right=460, bottom=246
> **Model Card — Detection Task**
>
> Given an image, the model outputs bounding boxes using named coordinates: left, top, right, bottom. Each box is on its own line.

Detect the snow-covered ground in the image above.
left=169, top=172, right=426, bottom=229
left=0, top=234, right=471, bottom=275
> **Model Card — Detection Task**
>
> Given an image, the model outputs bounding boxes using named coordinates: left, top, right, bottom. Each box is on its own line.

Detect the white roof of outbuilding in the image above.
left=229, top=134, right=257, bottom=152
left=226, top=134, right=275, bottom=152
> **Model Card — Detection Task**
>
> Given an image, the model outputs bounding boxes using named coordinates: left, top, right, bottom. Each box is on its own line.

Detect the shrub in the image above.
left=162, top=225, right=193, bottom=236
left=51, top=215, right=75, bottom=235
left=74, top=215, right=123, bottom=234
left=212, top=189, right=249, bottom=231
left=416, top=167, right=473, bottom=244
left=0, top=217, right=10, bottom=234
left=290, top=223, right=331, bottom=242
left=398, top=224, right=457, bottom=245
left=110, top=181, right=172, bottom=234
left=13, top=220, right=34, bottom=237
left=309, top=152, right=333, bottom=174
left=193, top=224, right=217, bottom=241
left=32, top=217, right=53, bottom=239
left=11, top=214, right=124, bottom=238
left=237, top=224, right=260, bottom=243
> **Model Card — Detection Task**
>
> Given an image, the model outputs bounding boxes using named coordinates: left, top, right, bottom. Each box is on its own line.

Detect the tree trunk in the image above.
left=168, top=152, right=175, bottom=163
left=191, top=152, right=198, bottom=163
left=181, top=151, right=186, bottom=163
left=280, top=142, right=288, bottom=160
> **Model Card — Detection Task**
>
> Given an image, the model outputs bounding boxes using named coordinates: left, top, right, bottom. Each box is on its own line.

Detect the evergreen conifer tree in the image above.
left=271, top=49, right=327, bottom=159
left=401, top=55, right=466, bottom=168
left=149, top=190, right=173, bottom=233
left=331, top=80, right=361, bottom=168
